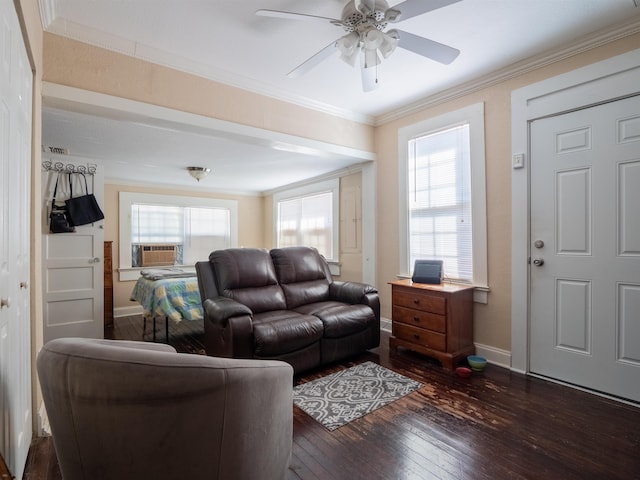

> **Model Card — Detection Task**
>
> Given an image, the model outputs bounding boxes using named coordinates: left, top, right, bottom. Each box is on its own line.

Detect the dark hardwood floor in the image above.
left=24, top=316, right=640, bottom=480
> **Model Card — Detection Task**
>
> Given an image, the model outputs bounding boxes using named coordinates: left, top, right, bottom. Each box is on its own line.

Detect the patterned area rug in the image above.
left=293, top=361, right=423, bottom=431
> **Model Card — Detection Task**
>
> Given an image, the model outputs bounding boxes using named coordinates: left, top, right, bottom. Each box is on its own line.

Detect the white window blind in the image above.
left=131, top=204, right=230, bottom=266
left=277, top=191, right=333, bottom=259
left=408, top=124, right=473, bottom=282
left=131, top=204, right=183, bottom=244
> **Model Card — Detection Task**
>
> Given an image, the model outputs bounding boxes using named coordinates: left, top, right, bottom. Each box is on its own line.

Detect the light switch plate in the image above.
left=513, top=153, right=525, bottom=169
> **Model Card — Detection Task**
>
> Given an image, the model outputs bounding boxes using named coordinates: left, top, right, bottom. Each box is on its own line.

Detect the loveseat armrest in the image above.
left=330, top=281, right=380, bottom=322
left=202, top=297, right=254, bottom=358
left=329, top=281, right=378, bottom=305
left=203, top=297, right=252, bottom=328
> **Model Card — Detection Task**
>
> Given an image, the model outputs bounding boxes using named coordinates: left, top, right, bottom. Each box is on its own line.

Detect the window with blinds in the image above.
left=407, top=124, right=472, bottom=282
left=277, top=191, right=333, bottom=259
left=131, top=204, right=231, bottom=267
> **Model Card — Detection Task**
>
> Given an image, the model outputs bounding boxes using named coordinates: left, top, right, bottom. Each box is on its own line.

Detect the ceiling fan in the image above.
left=256, top=0, right=462, bottom=92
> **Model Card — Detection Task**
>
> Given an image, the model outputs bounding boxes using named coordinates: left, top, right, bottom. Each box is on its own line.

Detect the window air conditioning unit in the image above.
left=140, top=244, right=176, bottom=267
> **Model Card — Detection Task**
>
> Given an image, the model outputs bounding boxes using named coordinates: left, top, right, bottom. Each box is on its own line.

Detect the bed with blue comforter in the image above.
left=130, top=270, right=203, bottom=322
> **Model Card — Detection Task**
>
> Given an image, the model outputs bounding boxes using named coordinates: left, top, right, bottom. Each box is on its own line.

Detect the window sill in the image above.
left=327, top=260, right=341, bottom=277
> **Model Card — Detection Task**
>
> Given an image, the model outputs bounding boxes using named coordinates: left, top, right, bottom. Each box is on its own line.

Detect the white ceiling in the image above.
left=40, top=0, right=640, bottom=193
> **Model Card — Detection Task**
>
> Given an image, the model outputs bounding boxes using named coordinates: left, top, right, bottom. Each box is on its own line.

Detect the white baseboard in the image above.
left=38, top=401, right=51, bottom=437
left=474, top=342, right=511, bottom=369
left=115, top=305, right=143, bottom=318
left=380, top=316, right=392, bottom=333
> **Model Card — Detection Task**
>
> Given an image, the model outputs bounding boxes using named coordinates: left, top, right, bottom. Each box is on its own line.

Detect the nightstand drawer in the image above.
left=392, top=305, right=446, bottom=333
left=392, top=323, right=446, bottom=351
left=393, top=289, right=446, bottom=315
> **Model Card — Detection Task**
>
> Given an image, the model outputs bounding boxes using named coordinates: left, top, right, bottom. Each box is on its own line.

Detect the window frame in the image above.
left=398, top=103, right=488, bottom=295
left=273, top=178, right=340, bottom=264
left=118, top=192, right=238, bottom=281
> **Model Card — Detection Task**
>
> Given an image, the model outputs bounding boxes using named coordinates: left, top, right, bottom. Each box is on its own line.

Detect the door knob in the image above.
left=532, top=258, right=545, bottom=266
left=20, top=281, right=28, bottom=289
left=0, top=298, right=10, bottom=309
left=92, top=257, right=101, bottom=263
left=534, top=240, right=544, bottom=248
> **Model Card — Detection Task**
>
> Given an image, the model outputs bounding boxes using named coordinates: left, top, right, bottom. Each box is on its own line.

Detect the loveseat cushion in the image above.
left=294, top=301, right=375, bottom=338
left=271, top=247, right=331, bottom=308
left=252, top=311, right=324, bottom=356
left=210, top=248, right=287, bottom=313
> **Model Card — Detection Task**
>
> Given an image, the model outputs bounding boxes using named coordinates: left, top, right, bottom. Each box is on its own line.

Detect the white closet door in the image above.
left=0, top=0, right=33, bottom=476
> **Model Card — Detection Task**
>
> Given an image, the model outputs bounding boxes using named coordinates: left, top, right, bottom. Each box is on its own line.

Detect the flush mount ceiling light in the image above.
left=256, top=0, right=461, bottom=92
left=187, top=166, right=211, bottom=182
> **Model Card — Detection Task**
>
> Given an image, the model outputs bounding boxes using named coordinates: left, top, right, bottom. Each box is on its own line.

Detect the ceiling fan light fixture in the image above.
left=379, top=30, right=399, bottom=58
left=337, top=31, right=361, bottom=66
left=363, top=46, right=380, bottom=68
left=337, top=32, right=359, bottom=53
left=340, top=48, right=360, bottom=67
left=187, top=166, right=211, bottom=182
left=363, top=27, right=383, bottom=50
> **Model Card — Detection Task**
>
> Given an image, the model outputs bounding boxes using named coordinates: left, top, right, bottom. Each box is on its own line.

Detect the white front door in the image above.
left=42, top=168, right=105, bottom=343
left=530, top=94, right=640, bottom=402
left=0, top=0, right=33, bottom=475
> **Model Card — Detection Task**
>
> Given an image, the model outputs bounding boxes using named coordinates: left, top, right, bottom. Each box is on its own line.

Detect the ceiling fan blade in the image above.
left=287, top=41, right=338, bottom=78
left=388, top=0, right=462, bottom=23
left=395, top=29, right=460, bottom=65
left=360, top=63, right=379, bottom=92
left=256, top=9, right=342, bottom=25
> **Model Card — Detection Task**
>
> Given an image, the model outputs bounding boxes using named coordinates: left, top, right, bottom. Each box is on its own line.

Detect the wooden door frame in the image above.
left=510, top=48, right=640, bottom=374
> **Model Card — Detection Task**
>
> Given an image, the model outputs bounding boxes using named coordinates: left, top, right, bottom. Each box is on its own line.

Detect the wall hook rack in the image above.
left=42, top=160, right=97, bottom=175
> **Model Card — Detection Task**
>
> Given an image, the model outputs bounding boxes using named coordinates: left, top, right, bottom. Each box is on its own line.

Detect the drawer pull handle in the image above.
left=413, top=299, right=420, bottom=304
left=413, top=316, right=420, bottom=322
left=413, top=334, right=420, bottom=340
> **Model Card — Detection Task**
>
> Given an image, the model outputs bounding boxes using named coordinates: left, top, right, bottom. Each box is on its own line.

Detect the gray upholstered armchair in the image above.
left=37, top=338, right=293, bottom=480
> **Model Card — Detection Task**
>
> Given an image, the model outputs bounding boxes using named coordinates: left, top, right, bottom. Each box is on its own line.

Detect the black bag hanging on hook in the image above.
left=65, top=172, right=105, bottom=226
left=49, top=173, right=76, bottom=233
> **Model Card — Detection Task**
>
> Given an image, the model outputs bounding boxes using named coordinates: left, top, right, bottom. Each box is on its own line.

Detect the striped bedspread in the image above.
left=131, top=276, right=203, bottom=322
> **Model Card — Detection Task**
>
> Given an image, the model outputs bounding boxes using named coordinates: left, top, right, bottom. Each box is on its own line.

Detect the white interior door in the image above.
left=0, top=0, right=33, bottom=475
left=530, top=95, right=640, bottom=403
left=42, top=168, right=105, bottom=343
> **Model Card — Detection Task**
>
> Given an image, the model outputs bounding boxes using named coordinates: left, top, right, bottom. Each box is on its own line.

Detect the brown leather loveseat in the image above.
left=196, top=246, right=380, bottom=374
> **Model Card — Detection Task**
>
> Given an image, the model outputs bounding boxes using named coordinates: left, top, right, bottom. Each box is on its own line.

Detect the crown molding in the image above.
left=374, top=16, right=640, bottom=126
left=38, top=0, right=55, bottom=29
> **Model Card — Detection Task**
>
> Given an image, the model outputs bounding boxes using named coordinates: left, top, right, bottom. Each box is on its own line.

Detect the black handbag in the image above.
left=65, top=173, right=105, bottom=226
left=49, top=174, right=76, bottom=233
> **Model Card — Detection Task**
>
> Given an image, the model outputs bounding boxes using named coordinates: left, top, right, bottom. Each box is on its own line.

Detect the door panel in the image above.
left=530, top=95, right=640, bottom=403
left=618, top=283, right=640, bottom=365
left=0, top=0, right=32, bottom=475
left=42, top=185, right=105, bottom=343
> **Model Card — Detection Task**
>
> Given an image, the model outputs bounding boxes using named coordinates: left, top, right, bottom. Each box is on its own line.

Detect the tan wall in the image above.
left=104, top=183, right=265, bottom=310
left=374, top=33, right=640, bottom=352
left=42, top=33, right=375, bottom=154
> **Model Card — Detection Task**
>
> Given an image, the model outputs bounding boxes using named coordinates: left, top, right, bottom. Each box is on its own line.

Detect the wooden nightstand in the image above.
left=389, top=279, right=475, bottom=370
